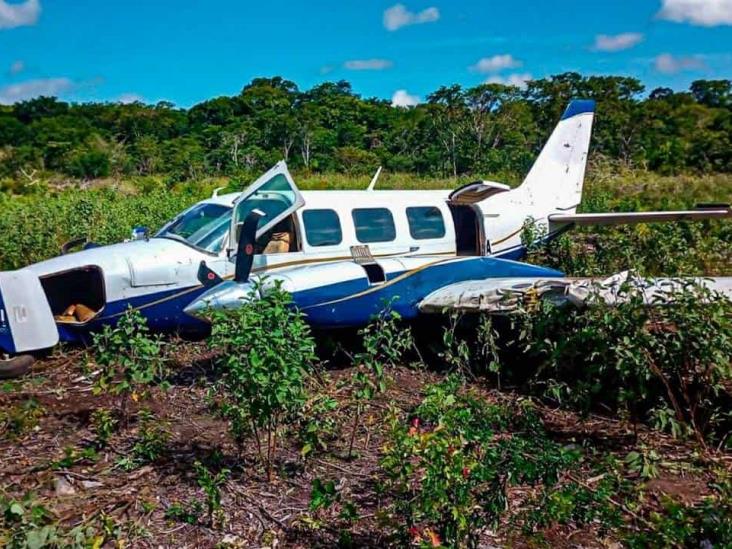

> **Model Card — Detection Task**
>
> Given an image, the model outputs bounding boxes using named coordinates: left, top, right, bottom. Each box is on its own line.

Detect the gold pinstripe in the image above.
left=92, top=250, right=456, bottom=321
left=301, top=256, right=471, bottom=310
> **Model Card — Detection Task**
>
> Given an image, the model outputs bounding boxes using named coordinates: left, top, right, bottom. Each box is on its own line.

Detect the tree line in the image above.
left=0, top=73, right=730, bottom=183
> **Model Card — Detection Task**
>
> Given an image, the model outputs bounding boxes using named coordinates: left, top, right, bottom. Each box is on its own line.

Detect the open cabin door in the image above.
left=447, top=181, right=510, bottom=256
left=227, top=161, right=305, bottom=257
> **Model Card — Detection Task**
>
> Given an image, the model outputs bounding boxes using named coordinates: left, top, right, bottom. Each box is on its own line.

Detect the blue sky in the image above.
left=1, top=0, right=731, bottom=106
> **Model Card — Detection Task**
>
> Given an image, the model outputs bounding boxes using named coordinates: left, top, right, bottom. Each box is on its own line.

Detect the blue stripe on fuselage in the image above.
left=294, top=255, right=561, bottom=327
left=55, top=248, right=560, bottom=342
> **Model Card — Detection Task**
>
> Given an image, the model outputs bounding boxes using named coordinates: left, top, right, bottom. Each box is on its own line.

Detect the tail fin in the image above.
left=519, top=100, right=595, bottom=214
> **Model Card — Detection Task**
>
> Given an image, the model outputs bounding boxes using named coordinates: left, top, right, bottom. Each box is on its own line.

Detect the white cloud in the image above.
left=0, top=77, right=73, bottom=105
left=118, top=93, right=144, bottom=104
left=320, top=65, right=335, bottom=75
left=654, top=53, right=706, bottom=73
left=391, top=89, right=420, bottom=107
left=484, top=73, right=533, bottom=89
left=593, top=32, right=644, bottom=52
left=383, top=4, right=440, bottom=31
left=9, top=60, right=24, bottom=74
left=658, top=0, right=732, bottom=26
left=470, top=54, right=521, bottom=73
left=344, top=59, right=393, bottom=70
left=0, top=0, right=40, bottom=30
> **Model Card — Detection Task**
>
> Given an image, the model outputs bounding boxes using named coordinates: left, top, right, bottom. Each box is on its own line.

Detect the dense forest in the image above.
left=0, top=73, right=731, bottom=184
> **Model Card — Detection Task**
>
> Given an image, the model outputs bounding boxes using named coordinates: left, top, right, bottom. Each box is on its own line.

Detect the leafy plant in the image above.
left=521, top=476, right=624, bottom=535
left=513, top=279, right=732, bottom=446
left=381, top=377, right=579, bottom=548
left=348, top=304, right=413, bottom=458
left=89, top=407, right=117, bottom=448
left=625, top=446, right=661, bottom=480
left=309, top=478, right=338, bottom=512
left=439, top=313, right=472, bottom=378
left=193, top=460, right=230, bottom=527
left=165, top=501, right=203, bottom=525
left=91, top=308, right=167, bottom=423
left=627, top=479, right=732, bottom=548
left=0, top=494, right=99, bottom=548
left=50, top=446, right=99, bottom=470
left=209, top=279, right=316, bottom=480
left=298, top=393, right=339, bottom=458
left=476, top=314, right=502, bottom=387
left=0, top=399, right=44, bottom=440
left=129, top=410, right=170, bottom=466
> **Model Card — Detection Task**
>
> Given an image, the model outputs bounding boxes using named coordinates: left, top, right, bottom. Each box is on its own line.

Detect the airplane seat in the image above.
left=261, top=216, right=297, bottom=254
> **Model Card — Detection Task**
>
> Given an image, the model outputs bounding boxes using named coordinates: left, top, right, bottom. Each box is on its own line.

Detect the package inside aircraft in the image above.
left=40, top=266, right=106, bottom=324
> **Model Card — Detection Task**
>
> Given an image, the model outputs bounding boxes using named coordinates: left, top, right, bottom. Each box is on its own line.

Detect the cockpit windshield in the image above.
left=156, top=203, right=232, bottom=253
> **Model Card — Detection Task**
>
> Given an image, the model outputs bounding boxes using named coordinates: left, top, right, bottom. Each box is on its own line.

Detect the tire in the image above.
left=0, top=355, right=35, bottom=379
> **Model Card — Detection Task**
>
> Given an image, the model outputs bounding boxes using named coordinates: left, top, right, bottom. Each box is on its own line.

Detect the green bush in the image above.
left=0, top=185, right=204, bottom=271
left=513, top=280, right=732, bottom=446
left=348, top=306, right=414, bottom=458
left=209, top=280, right=317, bottom=480
left=380, top=377, right=578, bottom=548
left=0, top=494, right=98, bottom=548
left=627, top=480, right=732, bottom=548
left=92, top=308, right=167, bottom=422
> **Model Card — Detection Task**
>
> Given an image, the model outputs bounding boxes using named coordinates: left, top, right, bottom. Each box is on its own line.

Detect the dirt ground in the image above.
left=1, top=342, right=729, bottom=548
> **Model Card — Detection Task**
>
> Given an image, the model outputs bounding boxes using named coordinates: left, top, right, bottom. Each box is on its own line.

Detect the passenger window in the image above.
left=352, top=208, right=396, bottom=243
left=303, top=209, right=343, bottom=247
left=406, top=206, right=446, bottom=240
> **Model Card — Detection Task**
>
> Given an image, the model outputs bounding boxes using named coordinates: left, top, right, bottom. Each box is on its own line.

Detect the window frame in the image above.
left=351, top=207, right=397, bottom=244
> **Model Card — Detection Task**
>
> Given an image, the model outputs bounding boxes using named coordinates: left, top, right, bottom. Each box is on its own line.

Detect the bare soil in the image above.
left=1, top=344, right=728, bottom=548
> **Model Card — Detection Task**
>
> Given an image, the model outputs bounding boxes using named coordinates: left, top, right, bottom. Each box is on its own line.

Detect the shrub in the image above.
left=90, top=408, right=117, bottom=448
left=380, top=377, right=578, bottom=548
left=209, top=280, right=316, bottom=480
left=513, top=280, right=732, bottom=446
left=627, top=480, right=732, bottom=548
left=0, top=494, right=98, bottom=548
left=0, top=398, right=44, bottom=440
left=92, top=308, right=167, bottom=423
left=193, top=461, right=230, bottom=527
left=298, top=393, right=339, bottom=458
left=348, top=305, right=413, bottom=457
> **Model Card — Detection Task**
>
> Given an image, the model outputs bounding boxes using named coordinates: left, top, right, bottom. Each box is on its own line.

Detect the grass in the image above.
left=0, top=168, right=729, bottom=275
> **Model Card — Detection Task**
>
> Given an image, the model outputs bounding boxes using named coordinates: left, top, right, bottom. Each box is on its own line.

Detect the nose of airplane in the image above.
left=183, top=280, right=255, bottom=319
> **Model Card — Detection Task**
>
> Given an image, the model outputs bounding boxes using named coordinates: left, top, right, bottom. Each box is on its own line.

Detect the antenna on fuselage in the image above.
left=212, top=186, right=226, bottom=198
left=366, top=166, right=382, bottom=191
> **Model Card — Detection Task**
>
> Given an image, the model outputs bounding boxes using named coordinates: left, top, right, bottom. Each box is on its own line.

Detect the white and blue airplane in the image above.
left=1, top=100, right=730, bottom=376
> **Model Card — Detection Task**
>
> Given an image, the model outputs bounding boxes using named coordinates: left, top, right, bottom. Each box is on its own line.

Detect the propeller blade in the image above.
left=197, top=261, right=223, bottom=288
left=235, top=210, right=265, bottom=283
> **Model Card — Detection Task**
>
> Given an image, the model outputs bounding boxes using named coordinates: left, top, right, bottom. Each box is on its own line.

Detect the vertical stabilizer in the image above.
left=519, top=100, right=595, bottom=214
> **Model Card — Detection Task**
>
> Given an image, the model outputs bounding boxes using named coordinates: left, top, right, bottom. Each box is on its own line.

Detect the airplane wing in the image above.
left=418, top=272, right=732, bottom=314
left=548, top=204, right=731, bottom=226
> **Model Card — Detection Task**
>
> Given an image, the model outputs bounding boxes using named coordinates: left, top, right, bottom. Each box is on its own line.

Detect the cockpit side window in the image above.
left=157, top=203, right=232, bottom=253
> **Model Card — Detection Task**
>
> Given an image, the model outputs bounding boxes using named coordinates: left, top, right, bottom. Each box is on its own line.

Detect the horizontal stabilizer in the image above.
left=549, top=208, right=731, bottom=226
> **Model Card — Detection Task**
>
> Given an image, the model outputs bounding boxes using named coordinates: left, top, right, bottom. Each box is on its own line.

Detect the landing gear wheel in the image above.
left=0, top=354, right=35, bottom=379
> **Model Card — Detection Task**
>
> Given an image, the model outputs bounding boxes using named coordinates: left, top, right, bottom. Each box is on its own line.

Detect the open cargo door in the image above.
left=227, top=161, right=305, bottom=256
left=0, top=271, right=59, bottom=354
left=448, top=181, right=510, bottom=205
